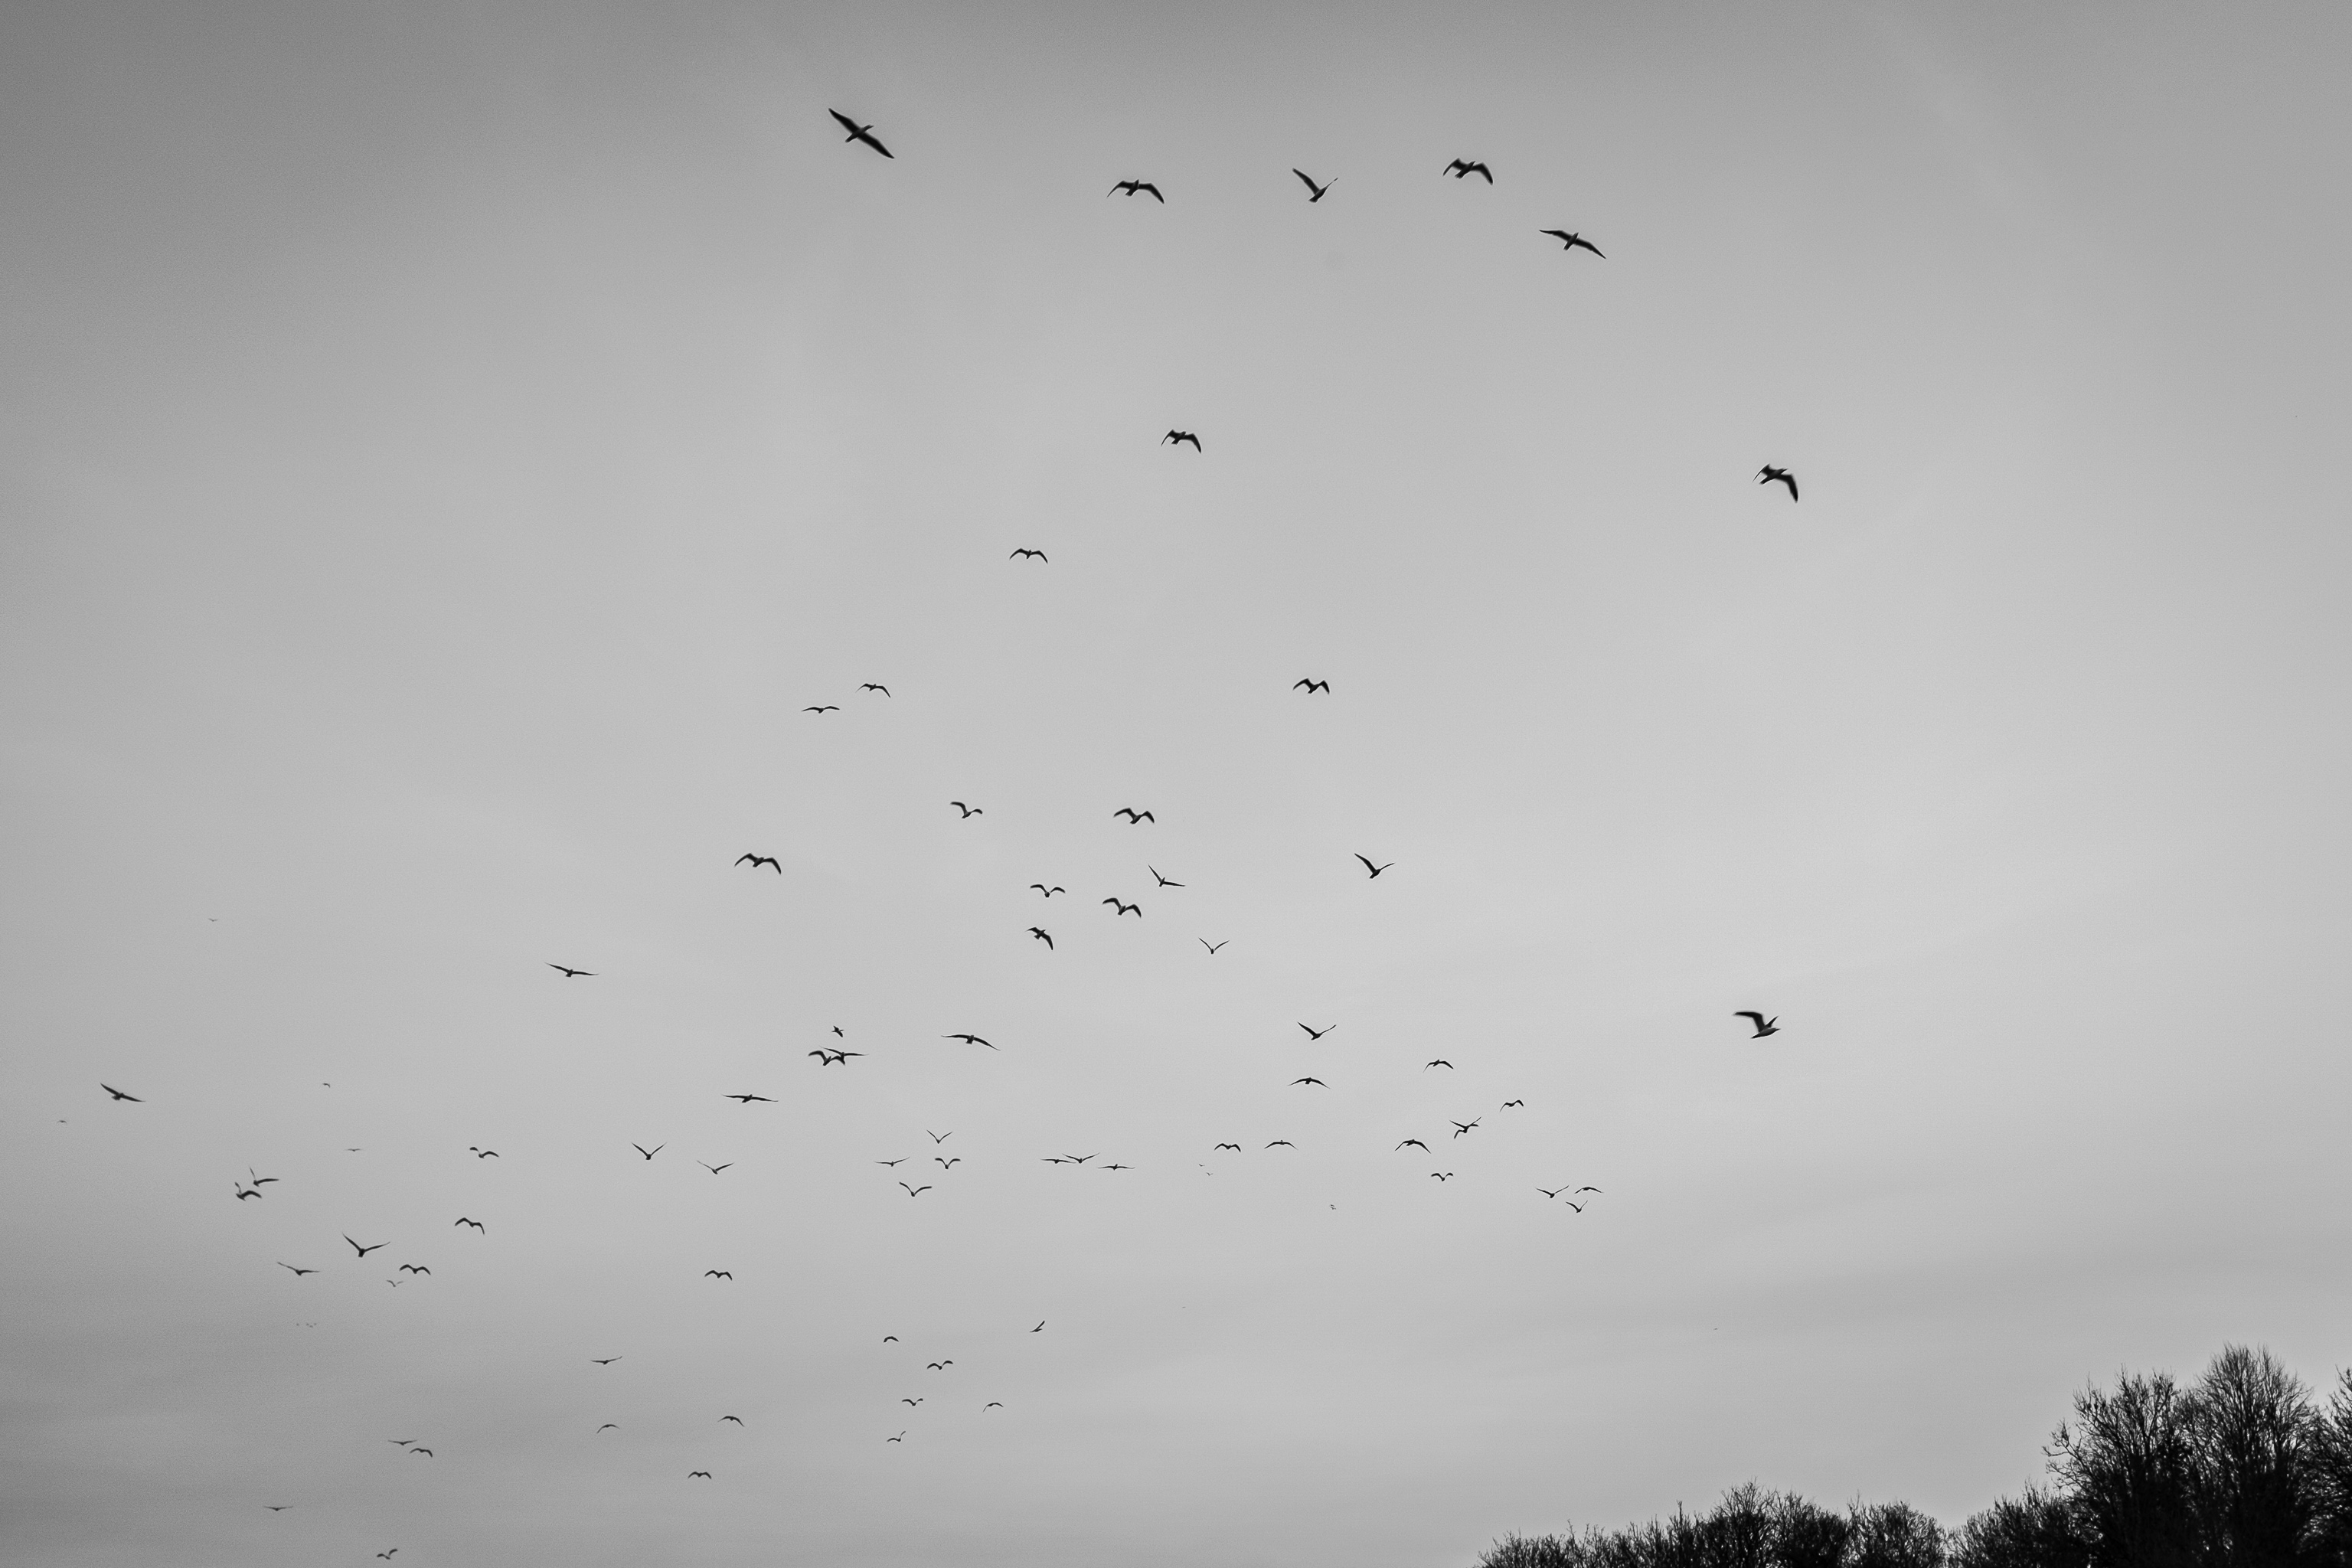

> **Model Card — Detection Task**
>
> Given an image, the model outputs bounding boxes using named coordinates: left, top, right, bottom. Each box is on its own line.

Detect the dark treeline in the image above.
left=1482, top=1345, right=2352, bottom=1568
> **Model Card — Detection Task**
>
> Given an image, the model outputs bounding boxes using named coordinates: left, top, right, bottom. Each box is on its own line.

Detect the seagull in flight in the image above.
left=935, top=1156, right=960, bottom=1170
left=985, top=1402, right=1004, bottom=1410
left=264, top=1504, right=291, bottom=1511
left=345, top=1235, right=385, bottom=1259
left=1575, top=1187, right=1602, bottom=1195
left=1291, top=1076, right=1328, bottom=1088
left=1293, top=678, right=1330, bottom=693
left=1501, top=1099, right=1524, bottom=1109
left=928, top=1131, right=953, bottom=1144
left=398, top=1263, right=430, bottom=1276
left=597, top=1424, right=619, bottom=1433
left=1113, top=807, right=1156, bottom=825
left=1450, top=1119, right=1481, bottom=1138
left=1537, top=1186, right=1570, bottom=1200
left=1430, top=1171, right=1455, bottom=1181
left=278, top=1263, right=318, bottom=1276
left=235, top=1184, right=263, bottom=1201
left=887, top=1432, right=905, bottom=1442
left=1395, top=1139, right=1429, bottom=1152
left=809, top=1048, right=861, bottom=1065
left=1354, top=854, right=1393, bottom=878
left=1148, top=867, right=1184, bottom=888
left=547, top=964, right=594, bottom=978
left=1443, top=158, right=1494, bottom=182
left=1159, top=432, right=1200, bottom=453
left=1200, top=938, right=1226, bottom=954
left=1031, top=884, right=1064, bottom=897
left=100, top=1083, right=142, bottom=1102
left=454, top=1217, right=485, bottom=1232
left=1102, top=898, right=1141, bottom=917
left=928, top=1360, right=954, bottom=1370
left=591, top=1357, right=622, bottom=1366
left=1756, top=466, right=1798, bottom=502
left=945, top=1032, right=997, bottom=1049
left=877, top=1158, right=906, bottom=1168
left=1265, top=1140, right=1294, bottom=1148
left=1213, top=1142, right=1242, bottom=1152
left=704, top=1269, right=733, bottom=1280
left=1539, top=228, right=1605, bottom=257
left=468, top=1147, right=498, bottom=1158
left=1292, top=168, right=1335, bottom=202
left=632, top=1143, right=663, bottom=1160
left=1734, top=1011, right=1780, bottom=1037
left=828, top=109, right=892, bottom=158
left=899, top=1182, right=932, bottom=1197
left=1010, top=547, right=1048, bottom=561
left=721, top=1416, right=743, bottom=1425
left=950, top=801, right=982, bottom=818
left=689, top=1470, right=713, bottom=1479
left=1109, top=179, right=1164, bottom=202
left=1298, top=1022, right=1335, bottom=1040
left=735, top=853, right=782, bottom=873
left=859, top=683, right=890, bottom=696
left=803, top=705, right=839, bottom=714
left=700, top=1161, right=733, bottom=1174
left=1425, top=1060, right=1453, bottom=1070
left=724, top=1093, right=773, bottom=1104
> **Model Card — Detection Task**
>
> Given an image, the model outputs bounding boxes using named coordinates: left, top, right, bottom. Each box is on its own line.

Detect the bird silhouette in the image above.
left=454, top=1218, right=485, bottom=1232
left=1033, top=1321, right=1046, bottom=1332
left=1102, top=898, right=1141, bottom=916
left=1064, top=1154, right=1097, bottom=1165
left=409, top=1449, right=433, bottom=1458
left=1395, top=1139, right=1429, bottom=1152
left=901, top=1397, right=923, bottom=1406
left=1292, top=678, right=1330, bottom=693
left=985, top=1402, right=1004, bottom=1410
left=1444, top=158, right=1494, bottom=182
left=597, top=1424, right=619, bottom=1432
left=1213, top=1142, right=1243, bottom=1152
left=247, top=1168, right=279, bottom=1184
left=591, top=1357, right=621, bottom=1366
left=1010, top=547, right=1048, bottom=561
left=390, top=1439, right=416, bottom=1447
left=808, top=1048, right=861, bottom=1066
left=700, top=1161, right=733, bottom=1174
left=1109, top=179, right=1163, bottom=201
left=945, top=1032, right=997, bottom=1049
left=1354, top=854, right=1394, bottom=877
left=100, top=1083, right=142, bottom=1102
left=720, top=1416, right=743, bottom=1425
left=1148, top=866, right=1184, bottom=888
left=704, top=1270, right=733, bottom=1280
left=1451, top=1120, right=1481, bottom=1138
left=1425, top=1060, right=1454, bottom=1070
left=1159, top=432, right=1200, bottom=452
left=1113, top=806, right=1156, bottom=822
left=1430, top=1171, right=1454, bottom=1181
left=828, top=109, right=891, bottom=158
left=1298, top=1022, right=1335, bottom=1040
left=1563, top=1200, right=1586, bottom=1214
left=883, top=1335, right=898, bottom=1342
left=1292, top=168, right=1335, bottom=201
left=887, top=1432, right=904, bottom=1442
left=398, top=1263, right=430, bottom=1276
left=735, top=853, right=782, bottom=873
left=1200, top=938, right=1227, bottom=954
left=1501, top=1099, right=1524, bottom=1109
left=1734, top=1011, right=1780, bottom=1037
left=345, top=1235, right=385, bottom=1259
left=877, top=1158, right=906, bottom=1168
left=1292, top=1076, right=1328, bottom=1087
left=928, top=1131, right=953, bottom=1144
left=928, top=1360, right=954, bottom=1370
left=277, top=1263, right=318, bottom=1276
left=1266, top=1140, right=1294, bottom=1148
left=235, top=1184, right=262, bottom=1201
left=1030, top=884, right=1064, bottom=897
left=547, top=964, right=594, bottom=978
left=689, top=1470, right=713, bottom=1478
left=950, top=801, right=982, bottom=817
left=1537, top=1186, right=1568, bottom=1199
left=859, top=683, right=890, bottom=696
left=264, top=1504, right=291, bottom=1511
left=724, top=1093, right=773, bottom=1104
left=1575, top=1187, right=1602, bottom=1195
left=1103, top=1161, right=1132, bottom=1171
left=1756, top=466, right=1798, bottom=502
left=1538, top=228, right=1604, bottom=257
left=804, top=705, right=839, bottom=714
left=377, top=1553, right=397, bottom=1561
left=468, top=1148, right=497, bottom=1158
left=935, top=1157, right=960, bottom=1170
left=899, top=1183, right=932, bottom=1197
left=632, top=1143, right=663, bottom=1160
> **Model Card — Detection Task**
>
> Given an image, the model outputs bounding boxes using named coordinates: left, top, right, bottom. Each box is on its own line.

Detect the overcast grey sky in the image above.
left=5, top=4, right=2350, bottom=1565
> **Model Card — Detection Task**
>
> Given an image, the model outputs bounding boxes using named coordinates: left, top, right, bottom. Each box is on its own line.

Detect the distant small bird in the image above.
left=828, top=109, right=892, bottom=158
left=1292, top=168, right=1335, bottom=202
left=1537, top=1186, right=1568, bottom=1200
left=1501, top=1099, right=1524, bottom=1109
left=1033, top=1321, right=1045, bottom=1331
left=724, top=1093, right=773, bottom=1104
left=632, top=1143, right=663, bottom=1160
left=1444, top=159, right=1493, bottom=182
left=264, top=1504, right=291, bottom=1511
left=591, top=1357, right=621, bottom=1366
left=859, top=684, right=890, bottom=696
left=1734, top=1011, right=1780, bottom=1037
left=928, top=1360, right=953, bottom=1370
left=1756, top=467, right=1798, bottom=502
left=736, top=853, right=782, bottom=873
left=247, top=1169, right=279, bottom=1184
left=1538, top=228, right=1604, bottom=257
left=469, top=1148, right=498, bottom=1158
left=1298, top=1022, right=1335, bottom=1040
left=1031, top=884, right=1064, bottom=897
left=1575, top=1187, right=1601, bottom=1195
left=928, top=1131, right=953, bottom=1144
left=345, top=1235, right=385, bottom=1259
left=1113, top=807, right=1156, bottom=823
left=1293, top=678, right=1330, bottom=694
left=390, top=1439, right=416, bottom=1447
left=877, top=1158, right=906, bottom=1168
left=409, top=1449, right=433, bottom=1458
left=887, top=1432, right=904, bottom=1442
left=808, top=1048, right=861, bottom=1066
left=1102, top=1161, right=1131, bottom=1171
left=1265, top=1140, right=1294, bottom=1148
left=804, top=705, right=839, bottom=714
left=1213, top=1142, right=1242, bottom=1152
left=1159, top=432, right=1200, bottom=453
left=935, top=1158, right=960, bottom=1170
left=1354, top=854, right=1393, bottom=878
left=278, top=1263, right=318, bottom=1276
left=547, top=964, right=594, bottom=978
left=1451, top=1119, right=1480, bottom=1138
left=1110, top=179, right=1164, bottom=202
left=1292, top=1076, right=1328, bottom=1087
left=235, top=1184, right=262, bottom=1200
left=883, top=1335, right=898, bottom=1342
left=901, top=1398, right=923, bottom=1407
left=1200, top=939, right=1226, bottom=954
left=950, top=801, right=982, bottom=818
left=704, top=1270, right=733, bottom=1280
left=1430, top=1171, right=1454, bottom=1181
left=985, top=1402, right=1004, bottom=1410
left=899, top=1183, right=932, bottom=1197
left=700, top=1161, right=733, bottom=1174
left=1563, top=1200, right=1585, bottom=1214
left=1031, top=926, right=1056, bottom=949
left=454, top=1218, right=485, bottom=1232
left=398, top=1264, right=430, bottom=1276
left=688, top=1470, right=712, bottom=1479
left=721, top=1416, right=743, bottom=1425
left=100, top=1083, right=142, bottom=1102
left=598, top=1424, right=618, bottom=1432
left=1010, top=547, right=1048, bottom=561
left=945, top=1032, right=996, bottom=1049
left=1396, top=1139, right=1429, bottom=1152
left=1148, top=867, right=1184, bottom=888
left=1102, top=898, right=1141, bottom=917
left=377, top=1553, right=397, bottom=1561
left=1425, top=1060, right=1453, bottom=1070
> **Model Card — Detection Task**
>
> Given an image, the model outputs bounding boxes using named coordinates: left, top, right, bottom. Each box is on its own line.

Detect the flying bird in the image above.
left=469, top=1148, right=498, bottom=1158
left=1537, top=1186, right=1569, bottom=1199
left=1063, top=1154, right=1097, bottom=1165
left=804, top=705, right=839, bottom=714
left=887, top=1432, right=904, bottom=1442
left=1443, top=158, right=1494, bottom=182
left=1010, top=547, right=1048, bottom=561
left=1354, top=854, right=1394, bottom=878
left=398, top=1264, right=430, bottom=1276
left=1148, top=867, right=1184, bottom=888
left=859, top=683, right=890, bottom=696
left=883, top=1335, right=898, bottom=1342
left=1292, top=168, right=1335, bottom=201
left=935, top=1157, right=960, bottom=1170
left=1756, top=466, right=1798, bottom=501
left=1451, top=1120, right=1481, bottom=1138
left=1396, top=1139, right=1429, bottom=1152
left=247, top=1168, right=279, bottom=1184
left=277, top=1263, right=318, bottom=1276
left=928, top=1131, right=953, bottom=1144
left=409, top=1449, right=433, bottom=1458
left=632, top=1143, right=663, bottom=1160
left=345, top=1236, right=385, bottom=1259
left=898, top=1183, right=932, bottom=1197
left=724, top=1093, right=773, bottom=1104
left=264, top=1504, right=291, bottom=1511
left=946, top=1031, right=997, bottom=1048
left=1576, top=1187, right=1602, bottom=1195
left=720, top=1416, right=743, bottom=1425
left=1425, top=1060, right=1454, bottom=1070
left=704, top=1269, right=733, bottom=1280
left=235, top=1184, right=262, bottom=1201
left=547, top=964, right=594, bottom=978
left=1030, top=884, right=1064, bottom=897
left=1113, top=806, right=1156, bottom=822
left=688, top=1470, right=712, bottom=1479
left=1109, top=179, right=1164, bottom=202
left=1102, top=898, right=1141, bottom=917
left=1430, top=1171, right=1454, bottom=1181
left=1292, top=678, right=1330, bottom=693
left=1213, top=1142, right=1242, bottom=1152
left=597, top=1424, right=618, bottom=1433
left=454, top=1218, right=485, bottom=1232
left=1292, top=1076, right=1328, bottom=1087
left=1102, top=1161, right=1131, bottom=1171
left=100, top=1083, right=142, bottom=1102
left=1734, top=1011, right=1780, bottom=1037
left=590, top=1357, right=622, bottom=1366
left=377, top=1553, right=397, bottom=1561
left=735, top=853, right=782, bottom=873
left=1032, top=1321, right=1045, bottom=1332
left=828, top=109, right=892, bottom=158
left=1563, top=1200, right=1586, bottom=1214
left=1298, top=1022, right=1335, bottom=1041
left=1200, top=939, right=1227, bottom=954
left=808, top=1048, right=861, bottom=1066
left=1501, top=1099, right=1524, bottom=1109
left=877, top=1158, right=906, bottom=1168
left=928, top=1360, right=953, bottom=1370
left=985, top=1403, right=1004, bottom=1410
left=1538, top=228, right=1605, bottom=257
left=1159, top=432, right=1200, bottom=453
left=700, top=1161, right=733, bottom=1174
left=950, top=801, right=982, bottom=818
left=901, top=1398, right=923, bottom=1407
left=1265, top=1140, right=1294, bottom=1148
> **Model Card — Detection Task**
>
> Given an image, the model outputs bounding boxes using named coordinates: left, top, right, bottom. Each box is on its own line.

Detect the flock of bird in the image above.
left=87, top=103, right=1805, bottom=1563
